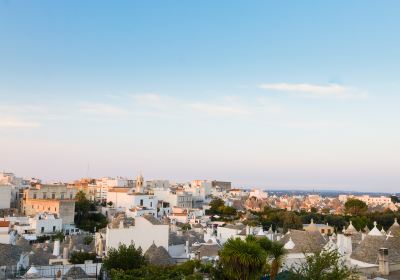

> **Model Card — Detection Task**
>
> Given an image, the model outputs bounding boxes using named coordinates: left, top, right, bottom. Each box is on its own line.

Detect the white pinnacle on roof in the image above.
left=346, top=221, right=357, bottom=233
left=381, top=228, right=386, bottom=235
left=394, top=218, right=399, bottom=226
left=257, top=228, right=266, bottom=236
left=284, top=237, right=295, bottom=250
left=324, top=236, right=338, bottom=252
left=368, top=221, right=383, bottom=236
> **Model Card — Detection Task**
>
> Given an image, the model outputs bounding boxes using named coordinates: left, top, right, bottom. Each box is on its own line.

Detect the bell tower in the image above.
left=135, top=173, right=144, bottom=193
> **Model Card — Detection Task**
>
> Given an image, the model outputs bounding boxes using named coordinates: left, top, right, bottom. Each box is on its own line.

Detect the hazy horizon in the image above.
left=1, top=1, right=399, bottom=192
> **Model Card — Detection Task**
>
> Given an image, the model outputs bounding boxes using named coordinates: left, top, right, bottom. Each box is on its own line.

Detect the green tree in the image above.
left=103, top=244, right=146, bottom=271
left=181, top=223, right=191, bottom=231
left=222, top=206, right=237, bottom=216
left=209, top=198, right=225, bottom=213
left=83, top=235, right=94, bottom=245
left=69, top=251, right=97, bottom=264
left=391, top=195, right=399, bottom=204
left=289, top=249, right=359, bottom=280
left=269, top=242, right=287, bottom=280
left=219, top=238, right=266, bottom=280
left=109, top=260, right=204, bottom=280
left=344, top=199, right=368, bottom=216
left=282, top=212, right=302, bottom=232
left=51, top=231, right=65, bottom=242
left=74, top=191, right=107, bottom=232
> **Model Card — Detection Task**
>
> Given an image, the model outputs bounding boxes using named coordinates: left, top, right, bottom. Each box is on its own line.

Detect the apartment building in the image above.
left=21, top=184, right=76, bottom=225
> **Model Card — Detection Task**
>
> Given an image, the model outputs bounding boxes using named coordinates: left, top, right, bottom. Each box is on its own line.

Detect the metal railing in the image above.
left=0, top=263, right=103, bottom=279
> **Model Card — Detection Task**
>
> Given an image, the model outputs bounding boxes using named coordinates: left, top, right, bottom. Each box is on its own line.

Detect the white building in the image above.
left=0, top=221, right=12, bottom=244
left=96, top=177, right=130, bottom=202
left=153, top=188, right=192, bottom=209
left=216, top=224, right=247, bottom=244
left=10, top=213, right=62, bottom=236
left=249, top=188, right=268, bottom=199
left=184, top=180, right=212, bottom=202
left=338, top=194, right=392, bottom=205
left=106, top=187, right=158, bottom=217
left=146, top=180, right=170, bottom=190
left=29, top=213, right=63, bottom=235
left=105, top=214, right=169, bottom=253
left=0, top=185, right=11, bottom=209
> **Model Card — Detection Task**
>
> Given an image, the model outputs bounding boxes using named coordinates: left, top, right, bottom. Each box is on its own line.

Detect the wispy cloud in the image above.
left=188, top=102, right=250, bottom=116
left=0, top=117, right=41, bottom=128
left=258, top=83, right=366, bottom=99
left=278, top=120, right=348, bottom=130
left=131, top=94, right=252, bottom=117
left=79, top=103, right=128, bottom=116
left=132, top=93, right=176, bottom=109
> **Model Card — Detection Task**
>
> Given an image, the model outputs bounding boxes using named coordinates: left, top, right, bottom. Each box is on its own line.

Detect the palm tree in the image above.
left=269, top=242, right=287, bottom=280
left=219, top=238, right=267, bottom=280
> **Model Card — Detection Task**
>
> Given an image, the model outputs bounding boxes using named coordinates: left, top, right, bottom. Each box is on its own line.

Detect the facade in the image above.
left=153, top=189, right=192, bottom=209
left=21, top=184, right=76, bottom=225
left=187, top=180, right=212, bottom=202
left=0, top=221, right=11, bottom=244
left=70, top=178, right=98, bottom=201
left=106, top=188, right=157, bottom=211
left=96, top=177, right=129, bottom=202
left=303, top=219, right=334, bottom=235
left=249, top=188, right=268, bottom=199
left=211, top=180, right=231, bottom=191
left=0, top=185, right=11, bottom=209
left=146, top=180, right=170, bottom=190
left=339, top=194, right=392, bottom=205
left=105, top=214, right=169, bottom=253
left=29, top=213, right=63, bottom=235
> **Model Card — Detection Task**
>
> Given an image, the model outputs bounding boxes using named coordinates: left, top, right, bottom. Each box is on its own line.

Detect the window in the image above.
left=150, top=202, right=152, bottom=207
left=53, top=226, right=56, bottom=232
left=321, top=229, right=325, bottom=234
left=43, top=193, right=47, bottom=199
left=61, top=193, right=65, bottom=199
left=33, top=194, right=37, bottom=199
left=140, top=199, right=143, bottom=206
left=70, top=193, right=73, bottom=199
left=51, top=193, right=56, bottom=199
left=41, top=227, right=44, bottom=233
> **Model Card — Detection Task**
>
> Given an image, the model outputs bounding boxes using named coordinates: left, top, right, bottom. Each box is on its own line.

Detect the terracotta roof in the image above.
left=108, top=188, right=130, bottom=193
left=0, top=221, right=10, bottom=227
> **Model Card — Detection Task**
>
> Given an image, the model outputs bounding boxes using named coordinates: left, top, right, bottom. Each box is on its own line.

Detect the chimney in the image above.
left=63, top=247, right=69, bottom=259
left=53, top=240, right=61, bottom=256
left=379, top=248, right=389, bottom=276
left=185, top=240, right=189, bottom=254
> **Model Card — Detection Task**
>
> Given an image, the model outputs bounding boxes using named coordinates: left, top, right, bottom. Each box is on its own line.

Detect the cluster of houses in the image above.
left=0, top=171, right=400, bottom=279
left=243, top=192, right=398, bottom=214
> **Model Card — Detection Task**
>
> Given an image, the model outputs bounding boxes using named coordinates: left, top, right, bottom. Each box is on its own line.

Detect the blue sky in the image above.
left=1, top=0, right=399, bottom=192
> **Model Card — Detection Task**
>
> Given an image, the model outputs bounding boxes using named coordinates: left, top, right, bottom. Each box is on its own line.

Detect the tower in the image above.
left=135, top=173, right=144, bottom=193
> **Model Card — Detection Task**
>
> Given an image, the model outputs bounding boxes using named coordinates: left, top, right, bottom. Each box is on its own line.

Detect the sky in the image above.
left=0, top=0, right=399, bottom=192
